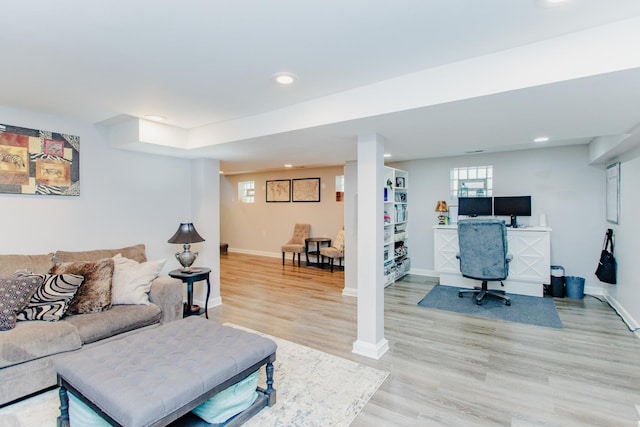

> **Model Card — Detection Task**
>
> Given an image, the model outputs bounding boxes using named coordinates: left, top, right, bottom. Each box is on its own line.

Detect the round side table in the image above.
left=305, top=237, right=331, bottom=267
left=169, top=268, right=211, bottom=318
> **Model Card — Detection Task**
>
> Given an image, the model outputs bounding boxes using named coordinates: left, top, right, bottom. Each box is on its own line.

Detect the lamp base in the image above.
left=175, top=243, right=199, bottom=272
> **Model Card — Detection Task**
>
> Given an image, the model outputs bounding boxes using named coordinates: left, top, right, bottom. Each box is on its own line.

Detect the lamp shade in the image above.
left=435, top=201, right=448, bottom=212
left=167, top=223, right=205, bottom=244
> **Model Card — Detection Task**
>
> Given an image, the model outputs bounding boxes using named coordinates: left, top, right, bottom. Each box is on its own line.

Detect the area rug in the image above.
left=0, top=326, right=388, bottom=427
left=418, top=285, right=563, bottom=328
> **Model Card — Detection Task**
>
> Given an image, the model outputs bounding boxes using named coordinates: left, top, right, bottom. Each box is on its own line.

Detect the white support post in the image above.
left=191, top=158, right=222, bottom=309
left=343, top=161, right=358, bottom=297
left=352, top=134, right=389, bottom=359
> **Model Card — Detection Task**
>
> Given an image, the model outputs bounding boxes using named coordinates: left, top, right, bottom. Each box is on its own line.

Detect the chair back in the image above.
left=458, top=219, right=509, bottom=281
left=332, top=228, right=345, bottom=253
left=288, top=223, right=310, bottom=245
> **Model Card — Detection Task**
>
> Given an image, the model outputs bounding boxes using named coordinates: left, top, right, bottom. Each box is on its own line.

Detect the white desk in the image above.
left=433, top=225, right=551, bottom=297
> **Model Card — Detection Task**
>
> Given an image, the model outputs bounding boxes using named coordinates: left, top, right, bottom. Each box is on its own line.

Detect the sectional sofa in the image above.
left=0, top=244, right=184, bottom=406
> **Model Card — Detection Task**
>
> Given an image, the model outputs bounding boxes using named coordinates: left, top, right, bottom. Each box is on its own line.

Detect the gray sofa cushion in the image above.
left=64, top=304, right=161, bottom=344
left=0, top=253, right=54, bottom=276
left=54, top=244, right=147, bottom=264
left=0, top=320, right=81, bottom=368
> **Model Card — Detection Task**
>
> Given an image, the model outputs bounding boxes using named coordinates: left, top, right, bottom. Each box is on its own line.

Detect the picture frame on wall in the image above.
left=0, top=123, right=80, bottom=196
left=266, top=179, right=291, bottom=202
left=606, top=162, right=620, bottom=224
left=292, top=178, right=320, bottom=202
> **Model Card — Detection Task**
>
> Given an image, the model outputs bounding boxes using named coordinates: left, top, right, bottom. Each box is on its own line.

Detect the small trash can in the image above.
left=565, top=276, right=585, bottom=299
left=550, top=265, right=565, bottom=298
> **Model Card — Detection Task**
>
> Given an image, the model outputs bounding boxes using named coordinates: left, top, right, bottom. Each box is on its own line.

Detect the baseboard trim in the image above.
left=352, top=338, right=389, bottom=360
left=409, top=268, right=437, bottom=278
left=342, top=287, right=357, bottom=297
left=228, top=248, right=280, bottom=258
left=604, top=293, right=640, bottom=332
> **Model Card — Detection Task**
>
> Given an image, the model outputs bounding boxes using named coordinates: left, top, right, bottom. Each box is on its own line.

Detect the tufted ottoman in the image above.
left=55, top=316, right=276, bottom=427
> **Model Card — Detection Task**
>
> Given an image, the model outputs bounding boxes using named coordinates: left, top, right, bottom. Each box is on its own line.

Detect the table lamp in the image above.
left=167, top=222, right=205, bottom=272
left=435, top=201, right=448, bottom=225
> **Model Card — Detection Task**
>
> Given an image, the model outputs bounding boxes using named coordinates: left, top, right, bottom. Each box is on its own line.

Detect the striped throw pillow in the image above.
left=16, top=273, right=84, bottom=321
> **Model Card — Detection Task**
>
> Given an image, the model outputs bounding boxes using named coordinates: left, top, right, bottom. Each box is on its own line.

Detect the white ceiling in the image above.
left=1, top=0, right=640, bottom=174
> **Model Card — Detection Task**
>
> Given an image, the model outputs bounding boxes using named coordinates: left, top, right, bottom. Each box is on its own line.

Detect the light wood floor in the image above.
left=210, top=252, right=640, bottom=426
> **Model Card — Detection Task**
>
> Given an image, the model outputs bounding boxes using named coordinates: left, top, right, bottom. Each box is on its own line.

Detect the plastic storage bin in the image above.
left=565, top=276, right=585, bottom=299
left=550, top=265, right=565, bottom=298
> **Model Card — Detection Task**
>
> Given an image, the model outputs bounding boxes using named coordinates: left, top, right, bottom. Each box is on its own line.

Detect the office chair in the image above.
left=281, top=223, right=310, bottom=266
left=456, top=219, right=512, bottom=306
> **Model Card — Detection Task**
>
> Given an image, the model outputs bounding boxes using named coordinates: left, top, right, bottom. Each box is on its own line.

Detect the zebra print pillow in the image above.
left=16, top=273, right=84, bottom=321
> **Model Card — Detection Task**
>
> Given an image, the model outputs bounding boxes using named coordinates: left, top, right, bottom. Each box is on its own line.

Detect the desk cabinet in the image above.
left=434, top=225, right=551, bottom=297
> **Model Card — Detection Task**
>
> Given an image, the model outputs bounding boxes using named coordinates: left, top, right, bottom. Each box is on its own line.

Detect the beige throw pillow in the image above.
left=112, top=254, right=165, bottom=305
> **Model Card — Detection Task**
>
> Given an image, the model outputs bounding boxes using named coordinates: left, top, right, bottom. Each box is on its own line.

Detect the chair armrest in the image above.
left=149, top=276, right=183, bottom=324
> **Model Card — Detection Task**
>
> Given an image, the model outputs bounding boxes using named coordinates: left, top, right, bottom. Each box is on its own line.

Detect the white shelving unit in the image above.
left=383, top=167, right=410, bottom=287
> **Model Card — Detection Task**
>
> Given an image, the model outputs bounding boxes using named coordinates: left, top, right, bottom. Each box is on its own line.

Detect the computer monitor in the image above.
left=493, top=196, right=531, bottom=228
left=457, top=197, right=492, bottom=217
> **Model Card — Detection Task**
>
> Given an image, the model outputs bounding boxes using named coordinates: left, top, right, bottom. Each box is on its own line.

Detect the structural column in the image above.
left=343, top=161, right=358, bottom=297
left=191, top=158, right=222, bottom=308
left=352, top=134, right=389, bottom=359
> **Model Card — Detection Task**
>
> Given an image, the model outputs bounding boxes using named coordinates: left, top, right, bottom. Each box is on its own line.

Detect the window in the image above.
left=238, top=181, right=255, bottom=203
left=335, top=175, right=344, bottom=202
left=450, top=166, right=492, bottom=199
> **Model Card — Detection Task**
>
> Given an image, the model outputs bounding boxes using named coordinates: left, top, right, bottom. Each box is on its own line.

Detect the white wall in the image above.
left=220, top=166, right=345, bottom=256
left=391, top=144, right=605, bottom=292
left=0, top=105, right=194, bottom=273
left=606, top=151, right=640, bottom=331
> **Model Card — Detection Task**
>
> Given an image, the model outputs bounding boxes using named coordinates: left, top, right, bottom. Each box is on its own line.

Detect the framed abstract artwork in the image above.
left=266, top=179, right=291, bottom=202
left=292, top=178, right=320, bottom=202
left=0, top=123, right=80, bottom=196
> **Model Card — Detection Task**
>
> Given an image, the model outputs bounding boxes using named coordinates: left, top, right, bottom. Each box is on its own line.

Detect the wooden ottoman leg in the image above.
left=265, top=361, right=276, bottom=406
left=57, top=386, right=70, bottom=427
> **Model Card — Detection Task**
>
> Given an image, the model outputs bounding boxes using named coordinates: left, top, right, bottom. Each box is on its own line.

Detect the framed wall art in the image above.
left=292, top=178, right=320, bottom=202
left=266, top=179, right=291, bottom=202
left=0, top=123, right=80, bottom=196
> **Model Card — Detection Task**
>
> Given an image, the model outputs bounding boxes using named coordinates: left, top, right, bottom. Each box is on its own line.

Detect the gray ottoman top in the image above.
left=55, top=317, right=276, bottom=426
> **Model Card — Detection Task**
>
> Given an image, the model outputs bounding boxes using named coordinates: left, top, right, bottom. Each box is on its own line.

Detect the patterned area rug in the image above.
left=0, top=326, right=388, bottom=427
left=418, top=285, right=563, bottom=328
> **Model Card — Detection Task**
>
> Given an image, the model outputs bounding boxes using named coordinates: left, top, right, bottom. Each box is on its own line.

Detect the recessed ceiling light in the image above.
left=284, top=164, right=293, bottom=168
left=219, top=171, right=224, bottom=174
left=272, top=72, right=298, bottom=85
left=534, top=136, right=550, bottom=143
left=384, top=153, right=392, bottom=158
left=536, top=0, right=570, bottom=8
left=144, top=115, right=165, bottom=122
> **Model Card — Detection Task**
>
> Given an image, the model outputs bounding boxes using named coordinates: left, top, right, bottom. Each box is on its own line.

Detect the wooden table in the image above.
left=305, top=237, right=331, bottom=268
left=169, top=267, right=211, bottom=318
